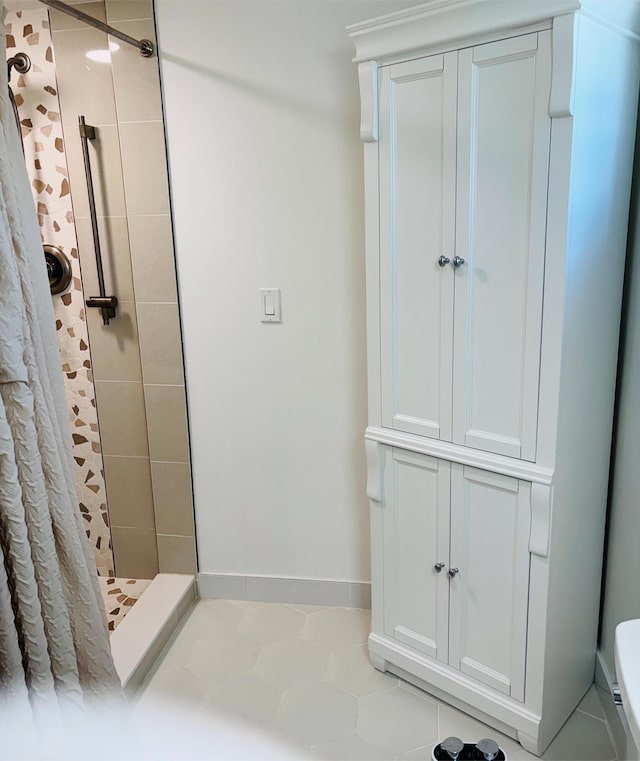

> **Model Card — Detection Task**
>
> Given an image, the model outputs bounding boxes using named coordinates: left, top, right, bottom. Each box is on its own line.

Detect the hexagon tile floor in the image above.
left=135, top=600, right=619, bottom=760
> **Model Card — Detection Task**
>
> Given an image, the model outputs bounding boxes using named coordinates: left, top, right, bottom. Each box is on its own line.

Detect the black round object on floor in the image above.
left=432, top=740, right=507, bottom=761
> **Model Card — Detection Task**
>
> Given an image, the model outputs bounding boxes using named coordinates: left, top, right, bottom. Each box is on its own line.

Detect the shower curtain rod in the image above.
left=38, top=0, right=154, bottom=57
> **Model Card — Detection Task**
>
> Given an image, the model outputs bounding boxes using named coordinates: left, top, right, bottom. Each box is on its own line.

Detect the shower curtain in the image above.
left=0, top=4, right=121, bottom=730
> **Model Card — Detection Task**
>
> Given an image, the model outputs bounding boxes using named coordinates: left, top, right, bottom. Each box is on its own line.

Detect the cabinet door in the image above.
left=379, top=53, right=457, bottom=440
left=452, top=32, right=552, bottom=460
left=448, top=465, right=531, bottom=701
left=382, top=448, right=450, bottom=663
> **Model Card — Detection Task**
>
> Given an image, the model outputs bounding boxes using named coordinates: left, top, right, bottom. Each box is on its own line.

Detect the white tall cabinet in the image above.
left=349, top=1, right=640, bottom=754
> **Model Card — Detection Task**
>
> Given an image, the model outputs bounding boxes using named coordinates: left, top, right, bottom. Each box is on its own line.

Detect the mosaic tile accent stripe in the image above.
left=99, top=576, right=151, bottom=632
left=5, top=9, right=113, bottom=576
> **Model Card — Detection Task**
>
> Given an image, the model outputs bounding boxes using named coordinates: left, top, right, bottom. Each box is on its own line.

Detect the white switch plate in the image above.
left=260, top=288, right=281, bottom=323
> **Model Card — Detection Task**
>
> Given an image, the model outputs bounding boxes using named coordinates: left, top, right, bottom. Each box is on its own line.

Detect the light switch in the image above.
left=260, top=288, right=281, bottom=323
left=264, top=292, right=275, bottom=315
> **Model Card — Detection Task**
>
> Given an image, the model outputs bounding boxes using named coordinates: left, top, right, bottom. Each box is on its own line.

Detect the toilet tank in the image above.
left=615, top=619, right=640, bottom=759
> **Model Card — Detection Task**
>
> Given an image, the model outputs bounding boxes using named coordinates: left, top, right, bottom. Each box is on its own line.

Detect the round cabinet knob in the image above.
left=448, top=567, right=459, bottom=578
left=434, top=562, right=445, bottom=572
left=441, top=736, right=464, bottom=760
left=476, top=738, right=500, bottom=761
left=453, top=256, right=466, bottom=268
left=438, top=255, right=451, bottom=267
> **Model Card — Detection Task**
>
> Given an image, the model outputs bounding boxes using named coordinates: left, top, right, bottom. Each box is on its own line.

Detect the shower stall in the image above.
left=4, top=0, right=197, bottom=640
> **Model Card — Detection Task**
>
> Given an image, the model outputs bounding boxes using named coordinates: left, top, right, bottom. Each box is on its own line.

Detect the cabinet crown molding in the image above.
left=347, top=0, right=639, bottom=63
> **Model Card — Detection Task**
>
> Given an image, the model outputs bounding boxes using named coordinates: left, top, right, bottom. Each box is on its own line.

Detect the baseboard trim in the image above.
left=595, top=649, right=615, bottom=692
left=595, top=649, right=635, bottom=761
left=197, top=572, right=371, bottom=608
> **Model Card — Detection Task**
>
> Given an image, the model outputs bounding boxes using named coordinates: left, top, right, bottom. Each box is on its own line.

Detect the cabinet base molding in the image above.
left=517, top=731, right=542, bottom=756
left=369, top=632, right=543, bottom=754
left=369, top=651, right=388, bottom=673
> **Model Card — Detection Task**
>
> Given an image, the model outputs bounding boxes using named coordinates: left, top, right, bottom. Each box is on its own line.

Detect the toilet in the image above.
left=615, top=619, right=640, bottom=761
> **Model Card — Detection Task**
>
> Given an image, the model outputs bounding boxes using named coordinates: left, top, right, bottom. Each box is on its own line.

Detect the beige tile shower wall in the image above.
left=50, top=1, right=159, bottom=578
left=49, top=0, right=195, bottom=577
left=106, top=0, right=196, bottom=574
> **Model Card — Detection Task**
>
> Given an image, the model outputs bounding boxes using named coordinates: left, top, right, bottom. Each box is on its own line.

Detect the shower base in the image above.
left=99, top=576, right=153, bottom=632
left=108, top=573, right=196, bottom=696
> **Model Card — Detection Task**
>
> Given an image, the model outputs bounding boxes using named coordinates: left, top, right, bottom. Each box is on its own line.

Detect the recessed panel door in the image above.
left=453, top=32, right=552, bottom=460
left=379, top=52, right=457, bottom=440
left=448, top=464, right=531, bottom=701
left=382, top=447, right=450, bottom=663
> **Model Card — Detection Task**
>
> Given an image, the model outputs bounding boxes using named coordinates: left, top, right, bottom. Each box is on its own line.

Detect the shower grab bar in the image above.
left=8, top=87, right=23, bottom=154
left=7, top=53, right=31, bottom=156
left=79, top=115, right=118, bottom=325
left=38, top=0, right=154, bottom=57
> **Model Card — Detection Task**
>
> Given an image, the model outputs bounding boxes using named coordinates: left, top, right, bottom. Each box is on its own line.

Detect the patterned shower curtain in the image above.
left=0, top=3, right=121, bottom=732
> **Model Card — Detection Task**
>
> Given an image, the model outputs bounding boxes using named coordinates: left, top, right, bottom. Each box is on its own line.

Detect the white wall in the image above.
left=599, top=138, right=640, bottom=682
left=156, top=0, right=413, bottom=584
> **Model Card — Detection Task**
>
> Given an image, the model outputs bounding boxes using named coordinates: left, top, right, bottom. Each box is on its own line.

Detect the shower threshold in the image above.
left=107, top=573, right=196, bottom=696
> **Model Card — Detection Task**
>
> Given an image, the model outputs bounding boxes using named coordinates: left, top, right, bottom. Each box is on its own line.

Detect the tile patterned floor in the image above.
left=136, top=600, right=619, bottom=760
left=99, top=576, right=152, bottom=632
